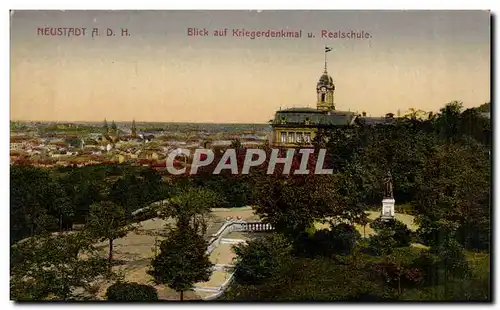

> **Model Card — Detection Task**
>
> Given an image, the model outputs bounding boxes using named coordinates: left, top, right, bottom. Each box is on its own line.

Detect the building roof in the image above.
left=317, top=73, right=335, bottom=88
left=272, top=108, right=357, bottom=127
left=279, top=107, right=325, bottom=113
left=271, top=106, right=397, bottom=128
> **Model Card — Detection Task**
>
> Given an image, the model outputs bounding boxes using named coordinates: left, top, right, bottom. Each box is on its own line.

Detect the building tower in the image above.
left=316, top=46, right=335, bottom=111
left=103, top=119, right=109, bottom=134
left=110, top=120, right=118, bottom=140
left=131, top=119, right=137, bottom=138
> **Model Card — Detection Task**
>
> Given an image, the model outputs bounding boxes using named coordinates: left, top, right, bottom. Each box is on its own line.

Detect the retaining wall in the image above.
left=195, top=219, right=274, bottom=300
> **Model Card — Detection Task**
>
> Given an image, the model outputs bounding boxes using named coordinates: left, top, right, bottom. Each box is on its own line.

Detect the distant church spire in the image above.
left=103, top=119, right=109, bottom=134
left=131, top=119, right=137, bottom=138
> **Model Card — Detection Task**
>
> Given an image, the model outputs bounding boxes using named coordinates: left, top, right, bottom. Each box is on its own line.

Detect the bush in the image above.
left=290, top=231, right=314, bottom=257
left=369, top=218, right=384, bottom=231
left=368, top=260, right=424, bottom=289
left=432, top=238, right=471, bottom=280
left=233, top=234, right=292, bottom=285
left=367, top=229, right=397, bottom=256
left=222, top=256, right=400, bottom=301
left=370, top=218, right=412, bottom=247
left=106, top=282, right=159, bottom=301
left=410, top=251, right=440, bottom=286
left=410, top=239, right=471, bottom=287
left=396, top=204, right=416, bottom=215
left=312, top=224, right=361, bottom=256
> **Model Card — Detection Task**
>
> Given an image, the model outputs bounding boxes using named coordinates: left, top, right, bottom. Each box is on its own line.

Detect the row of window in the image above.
left=280, top=117, right=311, bottom=125
left=280, top=132, right=312, bottom=144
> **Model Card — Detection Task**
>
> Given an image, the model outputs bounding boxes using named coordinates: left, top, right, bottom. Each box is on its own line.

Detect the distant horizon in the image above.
left=10, top=119, right=272, bottom=125
left=9, top=100, right=489, bottom=125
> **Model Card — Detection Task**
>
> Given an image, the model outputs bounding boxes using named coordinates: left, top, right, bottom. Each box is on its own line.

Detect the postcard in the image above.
left=10, top=10, right=491, bottom=302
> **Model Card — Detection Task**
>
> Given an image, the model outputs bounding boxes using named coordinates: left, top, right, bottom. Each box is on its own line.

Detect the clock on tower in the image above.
left=316, top=72, right=335, bottom=111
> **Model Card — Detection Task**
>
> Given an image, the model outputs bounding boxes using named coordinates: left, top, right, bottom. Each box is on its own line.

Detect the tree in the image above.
left=230, top=138, right=242, bottom=149
left=368, top=256, right=424, bottom=296
left=10, top=166, right=67, bottom=243
left=432, top=237, right=471, bottom=281
left=159, top=187, right=222, bottom=236
left=50, top=179, right=75, bottom=232
left=108, top=168, right=169, bottom=216
left=10, top=232, right=114, bottom=301
left=415, top=218, right=458, bottom=248
left=313, top=127, right=363, bottom=173
left=106, top=282, right=158, bottom=301
left=232, top=234, right=292, bottom=285
left=436, top=101, right=463, bottom=142
left=413, top=140, right=490, bottom=251
left=367, top=228, right=397, bottom=256
left=460, top=108, right=491, bottom=145
left=59, top=165, right=112, bottom=224
left=86, top=201, right=133, bottom=263
left=476, top=102, right=490, bottom=113
left=410, top=250, right=441, bottom=286
left=252, top=161, right=367, bottom=252
left=109, top=174, right=142, bottom=215
left=311, top=223, right=361, bottom=257
left=148, top=225, right=213, bottom=301
left=404, top=108, right=428, bottom=120
left=370, top=218, right=412, bottom=247
left=359, top=213, right=369, bottom=238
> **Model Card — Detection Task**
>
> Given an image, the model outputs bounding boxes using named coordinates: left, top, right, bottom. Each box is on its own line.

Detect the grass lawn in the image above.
left=313, top=211, right=419, bottom=237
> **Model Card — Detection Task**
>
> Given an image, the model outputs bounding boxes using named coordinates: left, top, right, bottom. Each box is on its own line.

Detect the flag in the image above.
left=325, top=46, right=333, bottom=53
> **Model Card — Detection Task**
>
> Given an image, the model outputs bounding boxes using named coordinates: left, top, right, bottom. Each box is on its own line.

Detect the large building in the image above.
left=270, top=48, right=391, bottom=147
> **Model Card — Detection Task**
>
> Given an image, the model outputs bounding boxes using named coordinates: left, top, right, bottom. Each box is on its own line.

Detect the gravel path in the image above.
left=91, top=208, right=256, bottom=300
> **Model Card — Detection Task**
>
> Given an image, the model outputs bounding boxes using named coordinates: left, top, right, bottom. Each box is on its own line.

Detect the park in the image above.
left=9, top=101, right=491, bottom=301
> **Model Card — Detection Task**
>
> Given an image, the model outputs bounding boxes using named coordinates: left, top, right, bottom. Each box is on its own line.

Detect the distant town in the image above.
left=10, top=120, right=271, bottom=170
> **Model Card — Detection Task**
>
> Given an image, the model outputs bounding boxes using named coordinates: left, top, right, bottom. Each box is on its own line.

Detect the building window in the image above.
left=305, top=133, right=311, bottom=143
left=281, top=132, right=287, bottom=143
left=296, top=132, right=303, bottom=143
left=281, top=117, right=287, bottom=124
left=288, top=132, right=295, bottom=143
left=305, top=117, right=310, bottom=125
left=321, top=93, right=326, bottom=102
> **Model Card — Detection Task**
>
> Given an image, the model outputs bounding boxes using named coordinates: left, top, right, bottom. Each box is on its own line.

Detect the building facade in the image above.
left=270, top=48, right=390, bottom=147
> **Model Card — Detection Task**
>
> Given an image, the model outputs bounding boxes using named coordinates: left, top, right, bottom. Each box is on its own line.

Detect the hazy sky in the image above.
left=11, top=10, right=491, bottom=123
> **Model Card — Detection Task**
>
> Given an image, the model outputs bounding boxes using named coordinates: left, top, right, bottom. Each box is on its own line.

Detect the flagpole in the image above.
left=324, top=46, right=327, bottom=73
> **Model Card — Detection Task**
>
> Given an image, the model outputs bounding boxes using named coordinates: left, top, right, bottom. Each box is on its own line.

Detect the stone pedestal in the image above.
left=381, top=198, right=395, bottom=220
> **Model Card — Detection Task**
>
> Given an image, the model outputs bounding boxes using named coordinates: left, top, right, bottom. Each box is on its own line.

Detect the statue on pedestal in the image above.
left=383, top=171, right=394, bottom=199
left=381, top=170, right=395, bottom=220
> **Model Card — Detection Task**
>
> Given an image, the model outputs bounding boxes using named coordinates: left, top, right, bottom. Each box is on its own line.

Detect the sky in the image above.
left=10, top=10, right=491, bottom=123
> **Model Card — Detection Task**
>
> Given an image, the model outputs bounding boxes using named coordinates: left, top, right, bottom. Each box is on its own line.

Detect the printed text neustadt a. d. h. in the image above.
left=187, top=28, right=372, bottom=39
left=36, top=27, right=130, bottom=37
